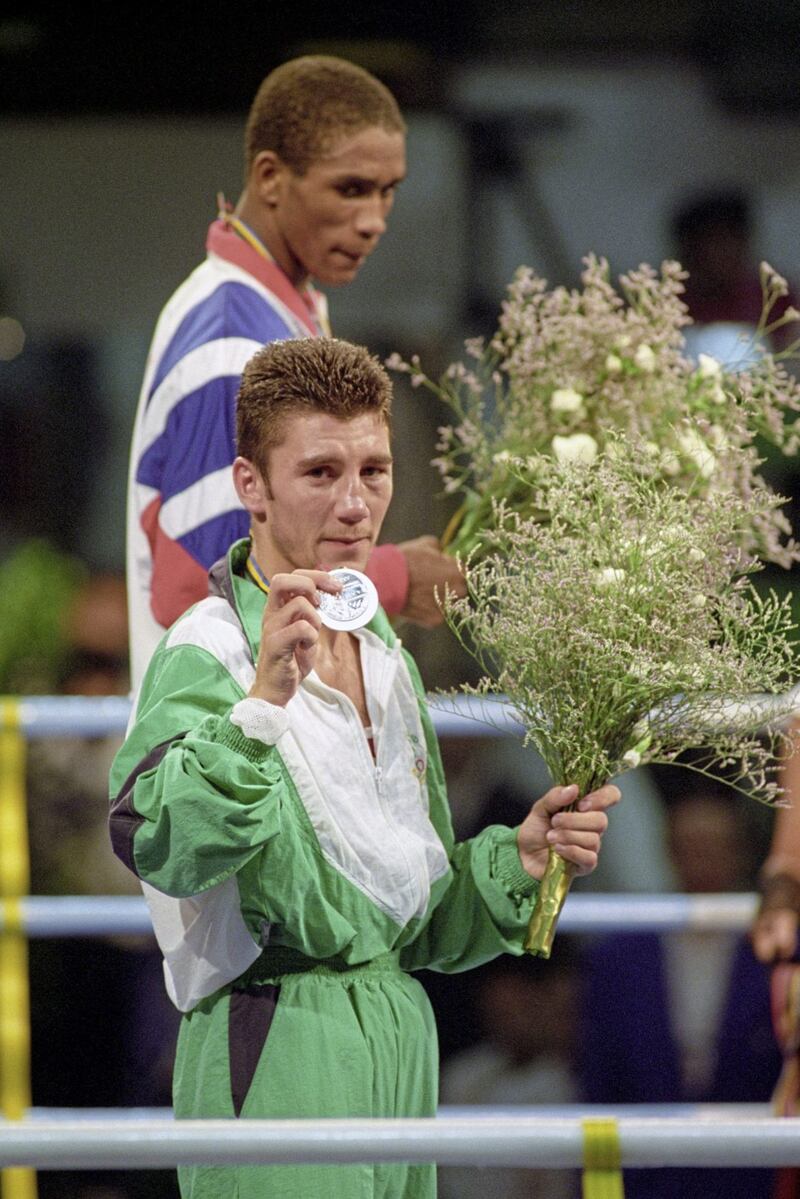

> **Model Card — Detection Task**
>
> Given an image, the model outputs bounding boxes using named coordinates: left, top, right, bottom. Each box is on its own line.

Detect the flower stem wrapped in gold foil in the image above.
left=524, top=848, right=577, bottom=957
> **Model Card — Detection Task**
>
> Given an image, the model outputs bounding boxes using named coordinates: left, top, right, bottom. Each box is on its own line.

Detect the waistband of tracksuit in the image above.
left=233, top=946, right=402, bottom=987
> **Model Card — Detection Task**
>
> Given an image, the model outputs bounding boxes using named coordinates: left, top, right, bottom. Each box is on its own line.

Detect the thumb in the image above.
left=538, top=783, right=579, bottom=815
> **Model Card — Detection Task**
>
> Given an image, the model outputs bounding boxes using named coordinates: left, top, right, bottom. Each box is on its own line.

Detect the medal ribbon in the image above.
left=246, top=553, right=271, bottom=596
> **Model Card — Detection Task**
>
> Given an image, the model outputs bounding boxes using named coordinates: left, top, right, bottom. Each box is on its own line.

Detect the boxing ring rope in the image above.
left=5, top=692, right=521, bottom=739
left=0, top=695, right=789, bottom=1195
left=1, top=1113, right=800, bottom=1170
left=0, top=892, right=759, bottom=938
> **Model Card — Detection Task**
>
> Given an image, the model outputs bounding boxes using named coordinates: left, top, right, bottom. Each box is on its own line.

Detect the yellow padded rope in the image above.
left=0, top=702, right=28, bottom=897
left=0, top=699, right=37, bottom=1199
left=582, top=1117, right=625, bottom=1199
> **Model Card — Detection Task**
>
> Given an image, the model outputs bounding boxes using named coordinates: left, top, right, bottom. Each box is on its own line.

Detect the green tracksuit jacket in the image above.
left=110, top=539, right=541, bottom=1199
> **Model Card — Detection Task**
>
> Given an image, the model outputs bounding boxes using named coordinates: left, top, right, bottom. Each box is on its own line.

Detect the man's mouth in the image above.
left=333, top=248, right=367, bottom=267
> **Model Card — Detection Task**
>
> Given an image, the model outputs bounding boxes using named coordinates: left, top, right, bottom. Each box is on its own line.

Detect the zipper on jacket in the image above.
left=346, top=698, right=423, bottom=904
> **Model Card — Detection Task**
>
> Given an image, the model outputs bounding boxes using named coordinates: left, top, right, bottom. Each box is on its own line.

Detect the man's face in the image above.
left=254, top=410, right=393, bottom=575
left=270, top=125, right=406, bottom=287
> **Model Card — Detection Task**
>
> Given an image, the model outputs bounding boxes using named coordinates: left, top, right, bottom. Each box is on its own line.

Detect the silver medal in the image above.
left=318, top=568, right=378, bottom=631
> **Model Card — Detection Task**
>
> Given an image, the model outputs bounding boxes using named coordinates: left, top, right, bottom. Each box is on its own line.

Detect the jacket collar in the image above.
left=205, top=219, right=326, bottom=336
left=208, top=539, right=265, bottom=666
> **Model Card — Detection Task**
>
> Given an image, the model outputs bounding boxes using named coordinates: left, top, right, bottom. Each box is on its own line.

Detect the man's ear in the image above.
left=250, top=150, right=286, bottom=208
left=233, top=456, right=269, bottom=515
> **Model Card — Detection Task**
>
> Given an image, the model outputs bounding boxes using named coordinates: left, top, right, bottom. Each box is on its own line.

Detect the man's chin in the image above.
left=316, top=254, right=368, bottom=287
left=316, top=269, right=361, bottom=288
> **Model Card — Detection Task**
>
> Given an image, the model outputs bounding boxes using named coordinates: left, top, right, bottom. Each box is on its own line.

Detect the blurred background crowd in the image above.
left=2, top=3, right=800, bottom=1196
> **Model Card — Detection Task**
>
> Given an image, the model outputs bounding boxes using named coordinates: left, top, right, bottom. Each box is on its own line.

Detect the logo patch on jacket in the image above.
left=407, top=732, right=427, bottom=782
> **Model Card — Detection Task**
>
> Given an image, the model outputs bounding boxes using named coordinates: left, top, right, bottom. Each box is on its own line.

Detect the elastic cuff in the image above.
left=215, top=719, right=271, bottom=763
left=492, top=829, right=540, bottom=899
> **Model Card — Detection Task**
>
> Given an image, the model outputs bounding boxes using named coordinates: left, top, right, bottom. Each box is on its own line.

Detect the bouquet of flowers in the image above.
left=388, top=257, right=800, bottom=566
left=445, top=445, right=800, bottom=952
left=389, top=258, right=800, bottom=955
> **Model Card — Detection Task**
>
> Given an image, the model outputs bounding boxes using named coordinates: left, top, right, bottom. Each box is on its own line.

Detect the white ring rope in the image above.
left=1, top=1115, right=799, bottom=1170
left=3, top=892, right=757, bottom=937
left=18, top=1102, right=773, bottom=1121
left=8, top=694, right=519, bottom=739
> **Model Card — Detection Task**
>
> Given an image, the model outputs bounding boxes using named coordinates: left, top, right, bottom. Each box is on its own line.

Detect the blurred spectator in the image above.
left=0, top=339, right=107, bottom=562
left=752, top=733, right=800, bottom=1199
left=672, top=188, right=798, bottom=363
left=438, top=943, right=582, bottom=1199
left=26, top=570, right=133, bottom=898
left=580, top=784, right=780, bottom=1199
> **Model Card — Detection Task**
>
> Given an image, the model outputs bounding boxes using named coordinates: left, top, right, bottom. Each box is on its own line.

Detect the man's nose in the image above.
left=337, top=482, right=369, bottom=520
left=354, top=197, right=388, bottom=241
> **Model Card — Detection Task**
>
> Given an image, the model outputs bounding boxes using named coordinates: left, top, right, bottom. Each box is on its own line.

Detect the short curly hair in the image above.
left=237, top=337, right=393, bottom=474
left=244, top=55, right=405, bottom=176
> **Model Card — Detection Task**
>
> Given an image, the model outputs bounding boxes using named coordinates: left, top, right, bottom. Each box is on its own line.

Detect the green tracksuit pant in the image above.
left=174, top=949, right=438, bottom=1198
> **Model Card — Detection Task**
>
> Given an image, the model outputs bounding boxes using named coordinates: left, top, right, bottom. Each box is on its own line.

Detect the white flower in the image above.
left=688, top=547, right=705, bottom=563
left=643, top=527, right=693, bottom=558
left=493, top=450, right=511, bottom=465
left=678, top=428, right=716, bottom=478
left=697, top=353, right=722, bottom=379
left=552, top=433, right=598, bottom=465
left=594, top=567, right=626, bottom=589
left=709, top=382, right=727, bottom=405
left=550, top=387, right=585, bottom=413
left=622, top=749, right=641, bottom=769
left=691, top=593, right=707, bottom=609
left=634, top=344, right=656, bottom=373
left=605, top=354, right=623, bottom=374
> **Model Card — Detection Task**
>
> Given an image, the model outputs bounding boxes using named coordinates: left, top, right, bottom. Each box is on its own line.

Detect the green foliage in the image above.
left=0, top=540, right=86, bottom=694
